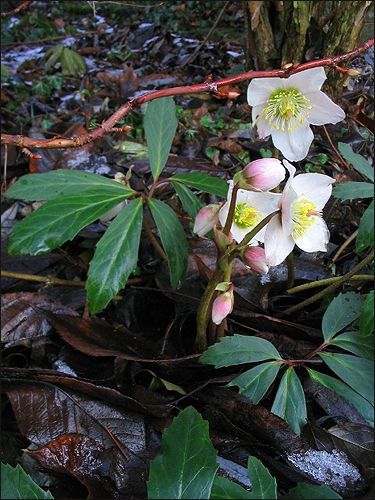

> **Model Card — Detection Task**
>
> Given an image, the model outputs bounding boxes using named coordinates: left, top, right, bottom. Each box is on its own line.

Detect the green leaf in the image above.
left=144, top=96, right=177, bottom=180
left=360, top=291, right=374, bottom=337
left=338, top=143, right=374, bottom=182
left=246, top=456, right=277, bottom=499
left=330, top=331, right=374, bottom=359
left=60, top=47, right=86, bottom=76
left=1, top=463, right=53, bottom=499
left=308, top=369, right=374, bottom=428
left=322, top=292, right=363, bottom=341
left=211, top=477, right=252, bottom=499
left=227, top=361, right=281, bottom=404
left=285, top=482, right=342, bottom=499
left=5, top=170, right=133, bottom=202
left=200, top=335, right=281, bottom=368
left=87, top=198, right=143, bottom=314
left=356, top=201, right=374, bottom=252
left=333, top=182, right=374, bottom=200
left=147, top=406, right=218, bottom=499
left=319, top=352, right=374, bottom=404
left=271, top=367, right=307, bottom=435
left=172, top=181, right=204, bottom=220
left=172, top=172, right=228, bottom=198
left=8, top=189, right=131, bottom=255
left=148, top=199, right=188, bottom=290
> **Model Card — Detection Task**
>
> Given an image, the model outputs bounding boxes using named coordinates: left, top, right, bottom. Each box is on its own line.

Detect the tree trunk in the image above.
left=246, top=0, right=372, bottom=77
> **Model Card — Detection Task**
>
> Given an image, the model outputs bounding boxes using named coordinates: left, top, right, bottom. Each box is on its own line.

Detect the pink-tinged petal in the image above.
left=307, top=91, right=346, bottom=125
left=291, top=173, right=335, bottom=210
left=264, top=215, right=295, bottom=266
left=244, top=158, right=285, bottom=191
left=252, top=106, right=272, bottom=138
left=212, top=289, right=234, bottom=325
left=286, top=67, right=327, bottom=93
left=243, top=246, right=269, bottom=274
left=271, top=124, right=314, bottom=162
left=193, top=204, right=220, bottom=236
left=294, top=217, right=330, bottom=253
left=247, top=78, right=282, bottom=106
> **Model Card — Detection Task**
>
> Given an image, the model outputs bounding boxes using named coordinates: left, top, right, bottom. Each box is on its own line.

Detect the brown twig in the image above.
left=331, top=228, right=359, bottom=263
left=180, top=0, right=230, bottom=68
left=2, top=38, right=373, bottom=152
left=322, top=125, right=349, bottom=168
left=279, top=249, right=374, bottom=316
left=1, top=0, right=32, bottom=17
left=1, top=269, right=144, bottom=291
left=142, top=218, right=168, bottom=261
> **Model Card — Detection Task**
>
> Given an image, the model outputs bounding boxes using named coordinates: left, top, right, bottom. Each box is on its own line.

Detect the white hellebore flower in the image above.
left=247, top=67, right=345, bottom=162
left=264, top=160, right=335, bottom=266
left=219, top=181, right=281, bottom=244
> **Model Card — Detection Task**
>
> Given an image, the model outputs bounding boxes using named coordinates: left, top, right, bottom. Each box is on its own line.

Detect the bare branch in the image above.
left=2, top=38, right=373, bottom=152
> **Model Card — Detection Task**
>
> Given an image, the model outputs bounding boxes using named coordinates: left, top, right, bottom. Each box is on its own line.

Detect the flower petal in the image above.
left=291, top=173, right=335, bottom=210
left=307, top=91, right=346, bottom=125
left=218, top=191, right=281, bottom=244
left=264, top=215, right=295, bottom=266
left=271, top=125, right=314, bottom=162
left=252, top=105, right=272, bottom=138
left=247, top=78, right=282, bottom=106
left=286, top=67, right=327, bottom=93
left=294, top=216, right=330, bottom=253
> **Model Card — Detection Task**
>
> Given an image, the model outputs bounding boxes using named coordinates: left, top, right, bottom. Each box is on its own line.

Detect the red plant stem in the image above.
left=1, top=0, right=32, bottom=17
left=2, top=38, right=373, bottom=151
left=322, top=125, right=348, bottom=168
left=223, top=182, right=239, bottom=236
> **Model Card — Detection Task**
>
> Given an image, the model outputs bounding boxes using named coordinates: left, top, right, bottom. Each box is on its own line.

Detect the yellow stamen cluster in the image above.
left=292, top=198, right=320, bottom=238
left=234, top=203, right=262, bottom=229
left=263, top=87, right=312, bottom=132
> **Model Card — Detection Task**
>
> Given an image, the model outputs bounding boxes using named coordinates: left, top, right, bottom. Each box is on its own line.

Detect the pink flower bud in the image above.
left=243, top=158, right=285, bottom=191
left=193, top=204, right=220, bottom=237
left=243, top=246, right=269, bottom=274
left=212, top=284, right=234, bottom=325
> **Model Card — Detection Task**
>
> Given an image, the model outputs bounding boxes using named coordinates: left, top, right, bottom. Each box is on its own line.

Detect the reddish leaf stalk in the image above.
left=1, top=38, right=373, bottom=152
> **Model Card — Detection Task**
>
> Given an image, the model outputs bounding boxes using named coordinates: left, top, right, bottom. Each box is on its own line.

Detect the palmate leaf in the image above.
left=285, top=483, right=342, bottom=499
left=8, top=189, right=132, bottom=256
left=211, top=477, right=252, bottom=499
left=171, top=181, right=204, bottom=220
left=148, top=199, right=188, bottom=290
left=322, top=292, right=363, bottom=341
left=87, top=198, right=143, bottom=314
left=271, top=367, right=307, bottom=435
left=227, top=361, right=281, bottom=404
left=359, top=290, right=374, bottom=337
left=330, top=331, right=374, bottom=359
left=5, top=170, right=132, bottom=202
left=319, top=353, right=374, bottom=404
left=172, top=172, right=228, bottom=198
left=356, top=201, right=374, bottom=252
left=147, top=406, right=218, bottom=499
left=1, top=463, right=53, bottom=499
left=144, top=96, right=177, bottom=180
left=338, top=142, right=374, bottom=182
left=307, top=369, right=374, bottom=427
left=200, top=335, right=281, bottom=368
left=333, top=181, right=374, bottom=200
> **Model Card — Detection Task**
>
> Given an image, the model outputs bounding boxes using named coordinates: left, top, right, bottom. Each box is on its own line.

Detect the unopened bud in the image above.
left=242, top=246, right=269, bottom=274
left=212, top=283, right=234, bottom=325
left=240, top=158, right=285, bottom=191
left=193, top=204, right=220, bottom=237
